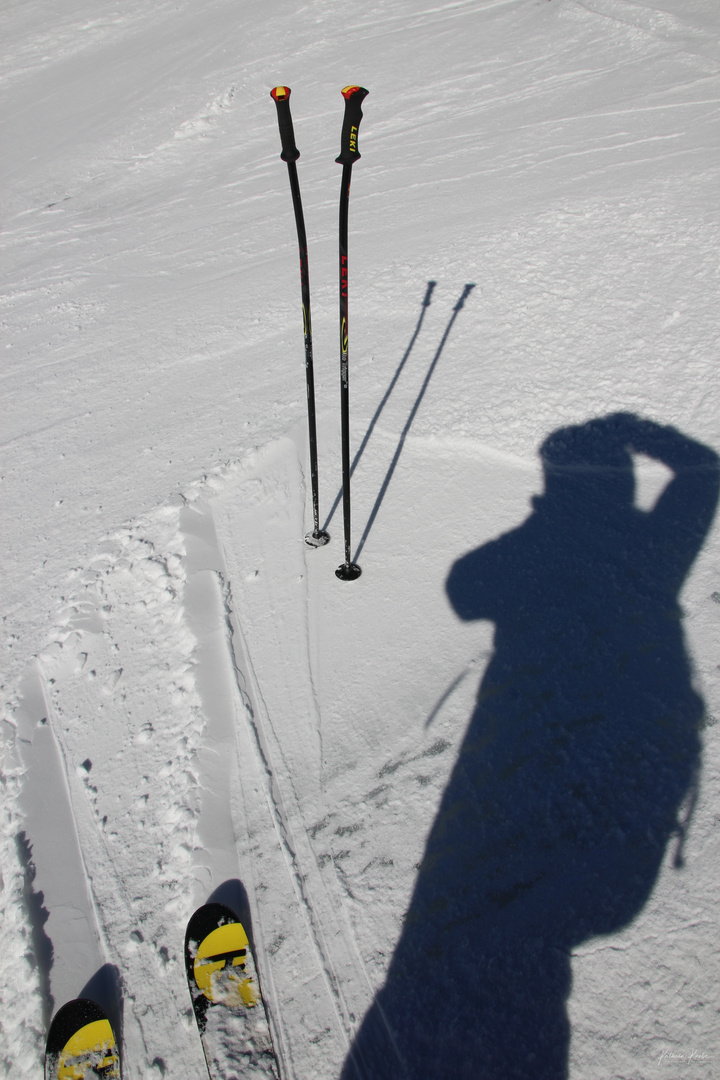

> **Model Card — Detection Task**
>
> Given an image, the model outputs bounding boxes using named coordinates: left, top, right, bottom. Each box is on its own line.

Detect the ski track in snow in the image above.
left=2, top=0, right=720, bottom=1076
left=0, top=434, right=495, bottom=1078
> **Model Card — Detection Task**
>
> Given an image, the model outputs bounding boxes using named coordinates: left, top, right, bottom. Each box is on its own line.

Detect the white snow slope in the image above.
left=1, top=0, right=719, bottom=1076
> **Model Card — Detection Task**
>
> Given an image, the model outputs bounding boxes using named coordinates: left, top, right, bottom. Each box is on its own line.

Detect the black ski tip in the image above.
left=305, top=529, right=330, bottom=548
left=335, top=562, right=362, bottom=581
left=46, top=999, right=110, bottom=1057
left=185, top=898, right=259, bottom=1032
left=185, top=902, right=244, bottom=972
left=45, top=998, right=120, bottom=1079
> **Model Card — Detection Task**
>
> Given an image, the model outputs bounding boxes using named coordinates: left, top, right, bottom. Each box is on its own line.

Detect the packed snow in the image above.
left=2, top=0, right=719, bottom=1077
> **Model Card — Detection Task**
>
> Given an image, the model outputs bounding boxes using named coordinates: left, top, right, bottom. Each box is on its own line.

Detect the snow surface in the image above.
left=1, top=0, right=719, bottom=1076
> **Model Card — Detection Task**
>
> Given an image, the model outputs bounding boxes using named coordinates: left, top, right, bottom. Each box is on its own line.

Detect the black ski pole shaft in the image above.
left=270, top=85, right=329, bottom=547
left=334, top=85, right=369, bottom=582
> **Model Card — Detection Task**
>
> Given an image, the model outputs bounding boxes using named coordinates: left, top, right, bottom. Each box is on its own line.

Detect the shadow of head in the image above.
left=536, top=413, right=637, bottom=515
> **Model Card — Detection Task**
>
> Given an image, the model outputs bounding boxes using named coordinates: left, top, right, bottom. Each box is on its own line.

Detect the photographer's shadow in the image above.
left=342, top=414, right=718, bottom=1080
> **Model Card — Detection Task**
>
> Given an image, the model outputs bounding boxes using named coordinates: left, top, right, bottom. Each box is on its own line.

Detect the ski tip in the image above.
left=185, top=902, right=262, bottom=1032
left=45, top=999, right=120, bottom=1080
left=270, top=85, right=291, bottom=102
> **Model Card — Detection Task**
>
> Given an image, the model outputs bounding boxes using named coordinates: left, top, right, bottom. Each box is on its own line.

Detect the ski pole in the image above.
left=270, top=85, right=330, bottom=547
left=335, top=85, right=369, bottom=581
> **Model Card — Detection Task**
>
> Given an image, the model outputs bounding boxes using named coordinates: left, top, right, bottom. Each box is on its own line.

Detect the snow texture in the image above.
left=1, top=0, right=719, bottom=1077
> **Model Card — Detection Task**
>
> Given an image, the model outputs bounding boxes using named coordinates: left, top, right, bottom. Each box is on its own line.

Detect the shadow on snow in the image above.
left=353, top=283, right=475, bottom=563
left=341, top=413, right=718, bottom=1080
left=322, top=280, right=475, bottom=562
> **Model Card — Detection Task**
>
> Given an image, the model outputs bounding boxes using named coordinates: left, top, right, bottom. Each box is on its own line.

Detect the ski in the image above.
left=270, top=85, right=330, bottom=549
left=185, top=902, right=280, bottom=1080
left=45, top=998, right=121, bottom=1080
left=334, top=85, right=369, bottom=582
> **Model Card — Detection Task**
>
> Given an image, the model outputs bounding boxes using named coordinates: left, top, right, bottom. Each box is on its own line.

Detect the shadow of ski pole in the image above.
left=321, top=280, right=436, bottom=534
left=353, top=283, right=475, bottom=562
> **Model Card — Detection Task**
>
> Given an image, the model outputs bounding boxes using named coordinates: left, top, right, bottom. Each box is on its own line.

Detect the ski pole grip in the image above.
left=335, top=85, right=369, bottom=165
left=270, top=86, right=300, bottom=163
